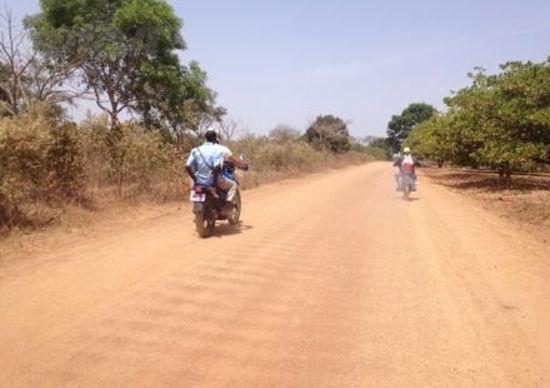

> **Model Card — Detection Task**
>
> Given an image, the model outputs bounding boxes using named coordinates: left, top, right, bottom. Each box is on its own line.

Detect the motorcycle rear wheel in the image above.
left=195, top=207, right=215, bottom=238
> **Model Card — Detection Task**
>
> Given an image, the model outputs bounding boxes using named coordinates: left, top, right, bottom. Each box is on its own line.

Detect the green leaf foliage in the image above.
left=406, top=59, right=550, bottom=175
left=387, top=102, right=436, bottom=152
left=25, top=0, right=218, bottom=131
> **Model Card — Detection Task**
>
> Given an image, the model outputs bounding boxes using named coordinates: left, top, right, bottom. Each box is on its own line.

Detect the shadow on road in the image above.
left=212, top=222, right=253, bottom=238
left=424, top=168, right=550, bottom=193
left=394, top=194, right=420, bottom=202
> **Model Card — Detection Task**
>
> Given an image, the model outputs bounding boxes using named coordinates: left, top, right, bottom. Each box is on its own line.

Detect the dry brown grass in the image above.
left=0, top=118, right=372, bottom=252
left=0, top=161, right=374, bottom=262
left=1, top=109, right=375, bottom=240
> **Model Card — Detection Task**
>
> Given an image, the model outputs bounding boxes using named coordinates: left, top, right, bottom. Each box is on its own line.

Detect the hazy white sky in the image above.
left=5, top=0, right=550, bottom=137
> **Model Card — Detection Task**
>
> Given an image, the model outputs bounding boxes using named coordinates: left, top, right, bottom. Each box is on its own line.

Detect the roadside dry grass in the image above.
left=422, top=167, right=550, bottom=243
left=0, top=158, right=372, bottom=260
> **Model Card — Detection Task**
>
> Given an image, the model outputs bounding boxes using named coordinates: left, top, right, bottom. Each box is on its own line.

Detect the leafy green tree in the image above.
left=404, top=59, right=550, bottom=177
left=483, top=61, right=550, bottom=173
left=25, top=0, right=224, bottom=196
left=387, top=103, right=436, bottom=152
left=140, top=60, right=225, bottom=142
left=25, top=0, right=217, bottom=131
left=305, top=114, right=351, bottom=153
left=444, top=62, right=549, bottom=176
left=404, top=115, right=450, bottom=167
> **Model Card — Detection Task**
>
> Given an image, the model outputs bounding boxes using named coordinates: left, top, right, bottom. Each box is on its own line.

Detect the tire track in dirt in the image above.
left=40, top=171, right=379, bottom=387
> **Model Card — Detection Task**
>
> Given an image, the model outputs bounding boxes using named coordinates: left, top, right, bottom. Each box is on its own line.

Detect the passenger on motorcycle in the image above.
left=393, top=147, right=420, bottom=189
left=185, top=129, right=248, bottom=208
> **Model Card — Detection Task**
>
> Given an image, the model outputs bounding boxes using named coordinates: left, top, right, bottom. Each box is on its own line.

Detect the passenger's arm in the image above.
left=393, top=157, right=402, bottom=167
left=228, top=155, right=248, bottom=170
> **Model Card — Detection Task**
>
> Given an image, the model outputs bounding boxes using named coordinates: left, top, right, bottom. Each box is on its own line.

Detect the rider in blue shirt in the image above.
left=185, top=129, right=247, bottom=205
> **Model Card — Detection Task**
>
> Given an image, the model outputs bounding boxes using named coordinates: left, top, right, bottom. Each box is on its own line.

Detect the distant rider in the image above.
left=393, top=147, right=420, bottom=189
left=185, top=129, right=248, bottom=208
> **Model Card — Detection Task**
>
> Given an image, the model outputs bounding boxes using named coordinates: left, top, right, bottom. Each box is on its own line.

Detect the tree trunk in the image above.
left=498, top=164, right=512, bottom=183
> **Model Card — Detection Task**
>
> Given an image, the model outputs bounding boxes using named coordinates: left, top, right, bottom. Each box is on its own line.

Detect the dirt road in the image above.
left=1, top=162, right=549, bottom=387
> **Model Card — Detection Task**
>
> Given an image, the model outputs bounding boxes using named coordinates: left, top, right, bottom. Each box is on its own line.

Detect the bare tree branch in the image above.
left=218, top=118, right=238, bottom=142
left=0, top=8, right=80, bottom=115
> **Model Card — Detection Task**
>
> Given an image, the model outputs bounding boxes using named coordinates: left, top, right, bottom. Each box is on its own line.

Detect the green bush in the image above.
left=405, top=59, right=550, bottom=176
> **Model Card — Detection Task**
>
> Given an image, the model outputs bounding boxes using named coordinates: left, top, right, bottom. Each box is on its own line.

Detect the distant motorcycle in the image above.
left=189, top=158, right=246, bottom=238
left=394, top=152, right=419, bottom=200
left=399, top=171, right=416, bottom=200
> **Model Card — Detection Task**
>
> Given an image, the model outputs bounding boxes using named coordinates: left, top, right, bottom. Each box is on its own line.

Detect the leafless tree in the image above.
left=218, top=118, right=238, bottom=142
left=269, top=124, right=301, bottom=143
left=27, top=56, right=82, bottom=105
left=0, top=8, right=81, bottom=115
left=0, top=8, right=32, bottom=114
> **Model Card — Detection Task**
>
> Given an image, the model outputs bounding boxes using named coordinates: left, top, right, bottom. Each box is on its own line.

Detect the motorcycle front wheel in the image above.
left=403, top=178, right=411, bottom=200
left=228, top=191, right=241, bottom=225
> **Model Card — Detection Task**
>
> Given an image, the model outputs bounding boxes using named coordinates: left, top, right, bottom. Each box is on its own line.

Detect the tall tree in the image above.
left=139, top=60, right=225, bottom=141
left=0, top=9, right=30, bottom=115
left=404, top=59, right=550, bottom=176
left=443, top=63, right=550, bottom=176
left=387, top=102, right=436, bottom=152
left=0, top=9, right=79, bottom=117
left=25, top=0, right=217, bottom=130
left=305, top=114, right=351, bottom=153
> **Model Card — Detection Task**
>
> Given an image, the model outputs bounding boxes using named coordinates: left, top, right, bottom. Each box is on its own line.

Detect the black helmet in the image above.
left=205, top=128, right=219, bottom=144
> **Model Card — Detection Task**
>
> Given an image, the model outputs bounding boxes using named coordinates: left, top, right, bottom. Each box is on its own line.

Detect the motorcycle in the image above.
left=399, top=171, right=416, bottom=200
left=189, top=159, right=245, bottom=238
